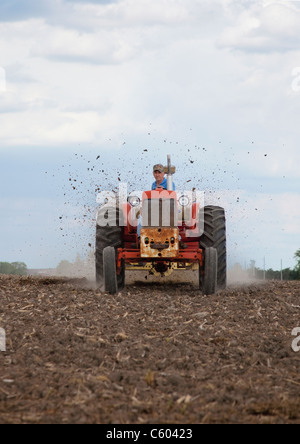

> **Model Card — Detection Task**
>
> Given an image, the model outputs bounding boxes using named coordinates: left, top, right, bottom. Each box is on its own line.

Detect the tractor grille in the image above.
left=142, top=198, right=177, bottom=228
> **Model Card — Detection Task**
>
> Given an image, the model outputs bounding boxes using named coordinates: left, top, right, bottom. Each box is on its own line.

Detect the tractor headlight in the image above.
left=128, top=196, right=141, bottom=207
left=178, top=195, right=190, bottom=207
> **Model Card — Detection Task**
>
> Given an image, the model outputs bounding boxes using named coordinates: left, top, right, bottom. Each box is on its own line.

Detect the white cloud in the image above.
left=217, top=1, right=300, bottom=52
left=68, top=0, right=192, bottom=29
left=0, top=66, right=6, bottom=92
left=32, top=25, right=140, bottom=65
left=1, top=1, right=300, bottom=180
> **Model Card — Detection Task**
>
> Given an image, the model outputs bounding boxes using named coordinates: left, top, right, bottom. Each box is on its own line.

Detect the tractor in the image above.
left=95, top=155, right=227, bottom=295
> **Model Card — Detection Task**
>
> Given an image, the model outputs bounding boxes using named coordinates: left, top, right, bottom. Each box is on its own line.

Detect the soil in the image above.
left=0, top=273, right=300, bottom=424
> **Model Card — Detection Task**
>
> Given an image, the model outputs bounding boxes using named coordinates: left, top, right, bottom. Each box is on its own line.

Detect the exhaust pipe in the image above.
left=167, top=154, right=174, bottom=191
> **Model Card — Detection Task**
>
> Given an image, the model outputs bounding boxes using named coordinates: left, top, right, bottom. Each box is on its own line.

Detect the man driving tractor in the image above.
left=137, top=163, right=176, bottom=238
left=96, top=154, right=227, bottom=296
left=152, top=163, right=176, bottom=190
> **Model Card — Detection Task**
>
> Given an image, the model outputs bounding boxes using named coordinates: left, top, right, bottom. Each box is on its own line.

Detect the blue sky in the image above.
left=0, top=0, right=300, bottom=270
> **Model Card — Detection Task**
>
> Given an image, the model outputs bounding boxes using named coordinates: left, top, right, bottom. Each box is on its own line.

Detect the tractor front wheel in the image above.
left=202, top=247, right=218, bottom=295
left=103, top=246, right=118, bottom=294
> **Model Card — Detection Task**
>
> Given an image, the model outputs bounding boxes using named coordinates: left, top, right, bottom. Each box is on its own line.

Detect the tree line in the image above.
left=251, top=267, right=299, bottom=281
left=1, top=250, right=300, bottom=280
left=249, top=249, right=300, bottom=281
left=0, top=262, right=28, bottom=276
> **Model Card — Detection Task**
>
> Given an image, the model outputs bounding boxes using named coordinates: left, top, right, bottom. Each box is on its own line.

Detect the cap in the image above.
left=153, top=164, right=164, bottom=173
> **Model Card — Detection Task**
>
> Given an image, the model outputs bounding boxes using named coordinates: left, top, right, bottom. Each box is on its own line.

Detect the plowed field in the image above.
left=1, top=274, right=300, bottom=424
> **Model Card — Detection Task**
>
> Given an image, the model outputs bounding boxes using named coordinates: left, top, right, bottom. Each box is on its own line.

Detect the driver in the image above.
left=152, top=164, right=176, bottom=190
left=137, top=163, right=176, bottom=238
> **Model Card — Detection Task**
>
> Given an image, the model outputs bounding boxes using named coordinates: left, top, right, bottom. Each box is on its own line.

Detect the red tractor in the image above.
left=96, top=155, right=226, bottom=295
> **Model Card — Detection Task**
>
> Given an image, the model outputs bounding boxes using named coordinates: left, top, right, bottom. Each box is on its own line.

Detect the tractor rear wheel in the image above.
left=199, top=205, right=227, bottom=290
left=202, top=247, right=218, bottom=295
left=95, top=206, right=125, bottom=292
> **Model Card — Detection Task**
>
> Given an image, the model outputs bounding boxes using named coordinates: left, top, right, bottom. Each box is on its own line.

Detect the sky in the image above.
left=0, top=0, right=300, bottom=271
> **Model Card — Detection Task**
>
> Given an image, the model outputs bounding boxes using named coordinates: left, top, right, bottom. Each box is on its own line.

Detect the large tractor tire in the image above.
left=202, top=247, right=218, bottom=295
left=103, top=246, right=118, bottom=294
left=95, top=206, right=125, bottom=292
left=199, top=205, right=227, bottom=290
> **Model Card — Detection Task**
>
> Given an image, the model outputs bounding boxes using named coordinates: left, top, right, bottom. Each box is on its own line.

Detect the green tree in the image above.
left=0, top=262, right=14, bottom=274
left=11, top=262, right=28, bottom=275
left=294, top=249, right=300, bottom=279
left=289, top=269, right=299, bottom=280
left=295, top=249, right=300, bottom=270
left=0, top=262, right=28, bottom=275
